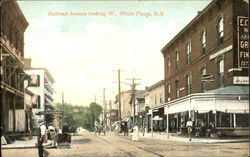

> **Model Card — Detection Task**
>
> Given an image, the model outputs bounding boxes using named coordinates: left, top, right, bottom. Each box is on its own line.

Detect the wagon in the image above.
left=120, top=121, right=129, bottom=136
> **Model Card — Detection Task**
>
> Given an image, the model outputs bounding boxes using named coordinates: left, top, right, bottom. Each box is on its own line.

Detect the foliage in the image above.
left=55, top=102, right=102, bottom=132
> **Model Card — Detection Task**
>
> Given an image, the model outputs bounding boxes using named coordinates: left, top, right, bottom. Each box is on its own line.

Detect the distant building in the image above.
left=160, top=0, right=249, bottom=136
left=145, top=80, right=165, bottom=132
left=0, top=0, right=29, bottom=135
left=24, top=59, right=56, bottom=130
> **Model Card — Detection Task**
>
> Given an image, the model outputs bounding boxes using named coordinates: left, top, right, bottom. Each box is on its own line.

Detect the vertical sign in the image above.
left=238, top=16, right=249, bottom=68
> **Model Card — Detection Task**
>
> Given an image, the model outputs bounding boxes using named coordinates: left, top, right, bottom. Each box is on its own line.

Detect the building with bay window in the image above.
left=24, top=59, right=56, bottom=130
left=159, top=0, right=249, bottom=137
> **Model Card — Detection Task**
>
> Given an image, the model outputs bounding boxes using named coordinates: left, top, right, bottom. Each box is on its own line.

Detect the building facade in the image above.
left=0, top=0, right=29, bottom=135
left=24, top=59, right=55, bottom=129
left=160, top=0, right=249, bottom=136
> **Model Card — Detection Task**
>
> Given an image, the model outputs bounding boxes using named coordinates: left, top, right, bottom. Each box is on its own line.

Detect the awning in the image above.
left=152, top=116, right=163, bottom=121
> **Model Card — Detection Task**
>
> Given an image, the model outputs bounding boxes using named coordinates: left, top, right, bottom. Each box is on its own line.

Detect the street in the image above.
left=2, top=132, right=249, bottom=157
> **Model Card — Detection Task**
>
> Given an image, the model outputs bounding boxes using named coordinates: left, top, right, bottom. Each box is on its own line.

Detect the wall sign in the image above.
left=233, top=76, right=249, bottom=85
left=238, top=16, right=249, bottom=68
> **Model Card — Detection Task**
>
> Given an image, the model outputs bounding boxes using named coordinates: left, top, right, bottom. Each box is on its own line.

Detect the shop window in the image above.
left=217, top=112, right=232, bottom=127
left=200, top=30, right=206, bottom=55
left=236, top=113, right=249, bottom=127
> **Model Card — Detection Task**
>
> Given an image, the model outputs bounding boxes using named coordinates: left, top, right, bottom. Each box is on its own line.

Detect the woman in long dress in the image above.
left=132, top=124, right=139, bottom=141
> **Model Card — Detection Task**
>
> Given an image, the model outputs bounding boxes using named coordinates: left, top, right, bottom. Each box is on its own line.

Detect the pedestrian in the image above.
left=186, top=118, right=193, bottom=141
left=132, top=123, right=139, bottom=141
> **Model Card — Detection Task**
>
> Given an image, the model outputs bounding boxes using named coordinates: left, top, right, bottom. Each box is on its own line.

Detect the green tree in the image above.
left=55, top=102, right=102, bottom=132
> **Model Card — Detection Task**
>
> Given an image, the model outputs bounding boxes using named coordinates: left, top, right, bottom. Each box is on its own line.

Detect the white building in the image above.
left=24, top=59, right=55, bottom=129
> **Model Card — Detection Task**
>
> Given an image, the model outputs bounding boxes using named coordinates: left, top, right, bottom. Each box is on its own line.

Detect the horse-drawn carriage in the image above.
left=95, top=124, right=106, bottom=135
left=112, top=121, right=129, bottom=136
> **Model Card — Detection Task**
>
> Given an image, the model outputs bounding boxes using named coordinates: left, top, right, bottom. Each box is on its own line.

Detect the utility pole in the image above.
left=126, top=78, right=140, bottom=126
left=113, top=69, right=125, bottom=121
left=109, top=100, right=112, bottom=127
left=62, top=92, right=64, bottom=128
left=103, top=88, right=106, bottom=125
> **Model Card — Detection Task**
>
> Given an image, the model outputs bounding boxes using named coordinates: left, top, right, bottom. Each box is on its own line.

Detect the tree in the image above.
left=55, top=102, right=102, bottom=132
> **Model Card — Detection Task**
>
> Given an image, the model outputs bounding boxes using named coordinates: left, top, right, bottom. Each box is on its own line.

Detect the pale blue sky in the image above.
left=18, top=0, right=212, bottom=106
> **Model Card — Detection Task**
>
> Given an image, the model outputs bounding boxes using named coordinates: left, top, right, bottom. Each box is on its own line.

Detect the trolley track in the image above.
left=94, top=134, right=164, bottom=157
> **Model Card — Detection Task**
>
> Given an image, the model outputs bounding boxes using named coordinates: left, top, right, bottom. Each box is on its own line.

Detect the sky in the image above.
left=18, top=0, right=212, bottom=106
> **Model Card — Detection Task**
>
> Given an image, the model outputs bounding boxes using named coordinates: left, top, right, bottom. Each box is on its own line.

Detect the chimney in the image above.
left=24, top=58, right=31, bottom=69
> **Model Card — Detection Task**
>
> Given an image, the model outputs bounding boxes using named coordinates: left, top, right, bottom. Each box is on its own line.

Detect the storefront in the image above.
left=163, top=86, right=249, bottom=137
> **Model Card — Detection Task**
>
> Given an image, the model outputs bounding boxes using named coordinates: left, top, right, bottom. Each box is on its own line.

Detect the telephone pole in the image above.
left=62, top=92, right=64, bottom=128
left=103, top=88, right=107, bottom=125
left=113, top=69, right=126, bottom=121
left=126, top=78, right=140, bottom=126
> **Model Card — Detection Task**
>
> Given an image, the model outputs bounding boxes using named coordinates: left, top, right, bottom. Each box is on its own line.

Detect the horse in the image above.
left=95, top=124, right=106, bottom=135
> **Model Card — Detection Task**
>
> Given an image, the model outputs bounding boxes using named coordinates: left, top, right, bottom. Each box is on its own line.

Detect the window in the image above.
left=175, top=80, right=179, bottom=98
left=29, top=75, right=40, bottom=87
left=218, top=60, right=224, bottom=87
left=167, top=83, right=171, bottom=101
left=155, top=95, right=157, bottom=105
left=186, top=41, right=191, bottom=64
left=218, top=17, right=224, bottom=45
left=175, top=51, right=179, bottom=70
left=32, top=95, right=41, bottom=108
left=159, top=93, right=163, bottom=104
left=236, top=113, right=250, bottom=127
left=167, top=56, right=171, bottom=75
left=185, top=74, right=191, bottom=95
left=200, top=30, right=206, bottom=55
left=200, top=68, right=206, bottom=92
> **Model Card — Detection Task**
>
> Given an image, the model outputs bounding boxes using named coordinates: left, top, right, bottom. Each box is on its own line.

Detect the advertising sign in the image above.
left=238, top=16, right=249, bottom=68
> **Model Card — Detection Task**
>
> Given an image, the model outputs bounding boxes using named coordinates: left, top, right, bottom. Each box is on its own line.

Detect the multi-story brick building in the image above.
left=156, top=0, right=248, bottom=136
left=0, top=0, right=29, bottom=136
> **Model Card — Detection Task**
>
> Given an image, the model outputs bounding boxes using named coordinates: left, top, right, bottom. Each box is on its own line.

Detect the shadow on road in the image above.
left=72, top=138, right=91, bottom=144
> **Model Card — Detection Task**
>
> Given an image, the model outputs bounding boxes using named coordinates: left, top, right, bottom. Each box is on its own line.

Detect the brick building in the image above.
left=156, top=0, right=248, bottom=137
left=0, top=0, right=29, bottom=136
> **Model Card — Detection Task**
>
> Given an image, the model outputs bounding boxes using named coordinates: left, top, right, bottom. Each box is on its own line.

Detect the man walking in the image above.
left=186, top=118, right=193, bottom=141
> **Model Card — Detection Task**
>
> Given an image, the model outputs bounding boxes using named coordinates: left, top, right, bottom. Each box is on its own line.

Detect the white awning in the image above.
left=152, top=116, right=163, bottom=120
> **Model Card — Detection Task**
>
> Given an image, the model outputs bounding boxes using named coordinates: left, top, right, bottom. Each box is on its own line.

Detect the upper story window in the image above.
left=218, top=17, right=224, bottom=45
left=200, top=68, right=206, bottom=92
left=167, top=56, right=171, bottom=75
left=167, top=83, right=171, bottom=101
left=186, top=41, right=192, bottom=64
left=185, top=74, right=191, bottom=95
left=32, top=95, right=41, bottom=109
left=29, top=75, right=40, bottom=87
left=218, top=60, right=224, bottom=87
left=175, top=51, right=179, bottom=70
left=200, top=30, right=206, bottom=55
left=175, top=80, right=180, bottom=99
left=159, top=92, right=164, bottom=104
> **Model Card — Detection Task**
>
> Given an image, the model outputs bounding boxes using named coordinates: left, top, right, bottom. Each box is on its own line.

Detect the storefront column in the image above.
left=151, top=114, right=153, bottom=137
left=189, top=98, right=191, bottom=117
left=166, top=108, right=169, bottom=139
left=233, top=113, right=236, bottom=128
left=215, top=111, right=217, bottom=127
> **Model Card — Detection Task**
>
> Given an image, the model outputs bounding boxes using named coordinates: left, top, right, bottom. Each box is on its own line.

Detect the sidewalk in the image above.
left=139, top=132, right=250, bottom=143
left=1, top=136, right=54, bottom=149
